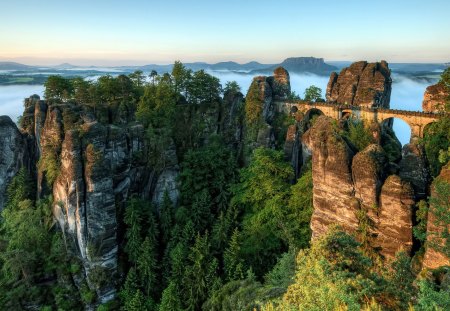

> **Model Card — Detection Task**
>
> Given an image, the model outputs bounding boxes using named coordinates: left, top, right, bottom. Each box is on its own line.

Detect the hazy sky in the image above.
left=1, top=0, right=449, bottom=66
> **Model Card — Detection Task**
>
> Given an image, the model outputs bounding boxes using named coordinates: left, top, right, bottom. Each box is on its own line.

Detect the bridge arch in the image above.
left=381, top=117, right=412, bottom=146
left=303, top=108, right=324, bottom=124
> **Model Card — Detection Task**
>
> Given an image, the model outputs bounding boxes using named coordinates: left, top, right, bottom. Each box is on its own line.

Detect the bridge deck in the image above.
left=279, top=100, right=445, bottom=119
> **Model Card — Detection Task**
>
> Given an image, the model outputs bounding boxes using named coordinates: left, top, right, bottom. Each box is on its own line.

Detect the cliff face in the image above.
left=16, top=98, right=153, bottom=302
left=326, top=61, right=392, bottom=108
left=246, top=67, right=291, bottom=149
left=422, top=82, right=449, bottom=113
left=0, top=116, right=31, bottom=210
left=303, top=116, right=415, bottom=260
left=423, top=163, right=450, bottom=269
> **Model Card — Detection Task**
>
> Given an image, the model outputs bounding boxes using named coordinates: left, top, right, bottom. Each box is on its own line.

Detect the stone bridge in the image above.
left=276, top=101, right=445, bottom=139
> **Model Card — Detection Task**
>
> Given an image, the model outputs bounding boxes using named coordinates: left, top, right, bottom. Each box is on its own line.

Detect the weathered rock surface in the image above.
left=246, top=67, right=291, bottom=149
left=303, top=116, right=358, bottom=238
left=352, top=144, right=387, bottom=210
left=326, top=61, right=391, bottom=108
left=304, top=116, right=415, bottom=260
left=399, top=143, right=430, bottom=200
left=0, top=116, right=30, bottom=210
left=376, top=175, right=415, bottom=258
left=422, top=82, right=449, bottom=113
left=269, top=66, right=291, bottom=100
left=423, top=163, right=450, bottom=269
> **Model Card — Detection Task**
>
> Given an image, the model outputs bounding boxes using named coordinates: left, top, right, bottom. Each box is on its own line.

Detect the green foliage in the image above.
left=124, top=198, right=144, bottom=263
left=187, top=70, right=222, bottom=105
left=88, top=266, right=109, bottom=290
left=38, top=146, right=60, bottom=186
left=245, top=80, right=265, bottom=140
left=271, top=229, right=379, bottom=310
left=345, top=119, right=374, bottom=151
left=183, top=232, right=220, bottom=311
left=44, top=75, right=73, bottom=100
left=303, top=85, right=323, bottom=102
left=203, top=275, right=264, bottom=311
left=5, top=167, right=34, bottom=209
left=224, top=81, right=241, bottom=95
left=423, top=116, right=450, bottom=176
left=414, top=200, right=429, bottom=243
left=179, top=137, right=237, bottom=222
left=223, top=229, right=245, bottom=281
left=231, top=148, right=312, bottom=276
left=264, top=250, right=296, bottom=289
left=439, top=67, right=450, bottom=91
left=415, top=278, right=450, bottom=311
left=427, top=176, right=450, bottom=258
left=159, top=281, right=182, bottom=311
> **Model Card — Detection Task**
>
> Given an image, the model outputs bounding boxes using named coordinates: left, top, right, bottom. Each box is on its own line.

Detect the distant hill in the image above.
left=250, top=57, right=338, bottom=75
left=54, top=63, right=78, bottom=69
left=0, top=62, right=35, bottom=71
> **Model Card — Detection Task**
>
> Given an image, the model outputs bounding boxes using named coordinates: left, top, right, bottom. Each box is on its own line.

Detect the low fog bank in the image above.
left=0, top=85, right=44, bottom=123
left=0, top=72, right=437, bottom=146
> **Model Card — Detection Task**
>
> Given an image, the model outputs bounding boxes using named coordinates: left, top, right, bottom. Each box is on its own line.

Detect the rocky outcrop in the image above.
left=399, top=143, right=430, bottom=200
left=0, top=96, right=158, bottom=303
left=245, top=67, right=291, bottom=149
left=376, top=175, right=415, bottom=258
left=0, top=116, right=30, bottom=210
left=422, top=82, right=449, bottom=113
left=326, top=61, right=392, bottom=108
left=352, top=144, right=387, bottom=210
left=304, top=116, right=415, bottom=260
left=302, top=116, right=357, bottom=238
left=423, top=163, right=450, bottom=269
left=269, top=67, right=291, bottom=100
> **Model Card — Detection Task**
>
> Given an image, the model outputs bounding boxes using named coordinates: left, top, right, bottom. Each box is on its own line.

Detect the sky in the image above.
left=0, top=0, right=449, bottom=66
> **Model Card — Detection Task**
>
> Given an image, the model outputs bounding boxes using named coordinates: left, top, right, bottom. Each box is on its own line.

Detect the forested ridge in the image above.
left=0, top=63, right=449, bottom=311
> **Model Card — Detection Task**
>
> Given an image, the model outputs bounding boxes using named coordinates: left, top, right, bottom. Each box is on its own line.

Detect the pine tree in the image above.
left=120, top=267, right=139, bottom=306
left=159, top=281, right=182, bottom=311
left=137, top=237, right=158, bottom=297
left=223, top=228, right=245, bottom=281
left=124, top=198, right=143, bottom=264
left=183, top=232, right=219, bottom=311
left=124, top=289, right=145, bottom=311
left=190, top=189, right=213, bottom=233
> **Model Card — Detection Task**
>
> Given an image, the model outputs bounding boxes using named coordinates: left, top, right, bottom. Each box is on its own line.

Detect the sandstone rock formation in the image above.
left=0, top=116, right=30, bottom=210
left=375, top=175, right=415, bottom=258
left=269, top=67, right=291, bottom=100
left=422, top=82, right=449, bottom=113
left=302, top=116, right=357, bottom=238
left=245, top=67, right=291, bottom=150
left=399, top=143, right=430, bottom=200
left=352, top=144, right=387, bottom=211
left=326, top=61, right=392, bottom=108
left=304, top=116, right=415, bottom=260
left=423, top=162, right=450, bottom=269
